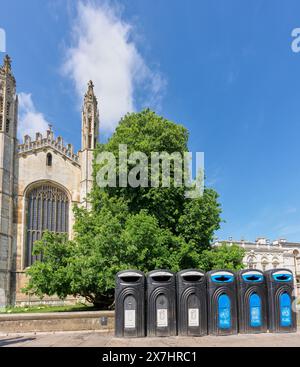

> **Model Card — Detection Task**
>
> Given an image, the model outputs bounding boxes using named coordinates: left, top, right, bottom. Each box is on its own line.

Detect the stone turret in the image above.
left=0, top=55, right=18, bottom=306
left=79, top=80, right=99, bottom=208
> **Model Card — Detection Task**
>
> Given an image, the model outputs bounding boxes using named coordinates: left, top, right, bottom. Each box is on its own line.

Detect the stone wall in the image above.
left=0, top=310, right=114, bottom=334
left=13, top=147, right=81, bottom=304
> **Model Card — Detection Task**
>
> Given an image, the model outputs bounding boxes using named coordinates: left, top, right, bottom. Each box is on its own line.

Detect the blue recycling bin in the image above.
left=207, top=270, right=238, bottom=335
left=265, top=268, right=297, bottom=333
left=237, top=269, right=268, bottom=333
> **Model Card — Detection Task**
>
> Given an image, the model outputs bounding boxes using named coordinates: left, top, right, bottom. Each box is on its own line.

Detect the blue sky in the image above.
left=1, top=0, right=300, bottom=242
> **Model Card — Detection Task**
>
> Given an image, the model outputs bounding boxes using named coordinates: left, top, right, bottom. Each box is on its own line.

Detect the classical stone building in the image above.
left=0, top=55, right=99, bottom=306
left=214, top=237, right=300, bottom=295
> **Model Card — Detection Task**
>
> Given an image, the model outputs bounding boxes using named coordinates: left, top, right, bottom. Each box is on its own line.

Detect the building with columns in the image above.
left=214, top=237, right=300, bottom=295
left=0, top=56, right=99, bottom=306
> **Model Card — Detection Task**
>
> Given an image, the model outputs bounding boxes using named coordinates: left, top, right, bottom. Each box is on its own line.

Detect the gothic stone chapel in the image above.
left=0, top=55, right=99, bottom=306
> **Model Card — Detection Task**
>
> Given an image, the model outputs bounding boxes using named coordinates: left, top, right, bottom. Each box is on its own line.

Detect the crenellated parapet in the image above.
left=18, top=128, right=80, bottom=165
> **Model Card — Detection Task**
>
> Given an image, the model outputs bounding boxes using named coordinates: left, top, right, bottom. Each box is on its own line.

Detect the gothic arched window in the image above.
left=25, top=184, right=69, bottom=267
left=0, top=96, right=2, bottom=129
left=5, top=119, right=9, bottom=133
left=6, top=101, right=10, bottom=116
left=46, top=153, right=52, bottom=166
left=272, top=257, right=279, bottom=269
left=247, top=255, right=257, bottom=269
left=0, top=96, right=3, bottom=113
left=88, top=117, right=92, bottom=133
left=261, top=258, right=269, bottom=271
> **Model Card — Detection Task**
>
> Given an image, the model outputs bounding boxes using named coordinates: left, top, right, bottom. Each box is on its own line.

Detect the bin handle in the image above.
left=211, top=275, right=234, bottom=283
left=242, top=274, right=263, bottom=282
left=182, top=275, right=204, bottom=282
left=272, top=274, right=292, bottom=282
left=151, top=275, right=172, bottom=282
left=119, top=276, right=142, bottom=283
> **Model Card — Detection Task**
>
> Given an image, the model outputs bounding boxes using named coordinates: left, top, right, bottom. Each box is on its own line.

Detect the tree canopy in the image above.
left=23, top=109, right=244, bottom=307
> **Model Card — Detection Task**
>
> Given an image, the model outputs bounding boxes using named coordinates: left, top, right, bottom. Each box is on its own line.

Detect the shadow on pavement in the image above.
left=0, top=336, right=36, bottom=347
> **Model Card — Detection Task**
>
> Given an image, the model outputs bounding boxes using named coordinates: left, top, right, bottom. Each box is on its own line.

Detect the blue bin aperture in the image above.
left=207, top=270, right=238, bottom=335
left=146, top=270, right=177, bottom=337
left=176, top=269, right=207, bottom=336
left=265, top=268, right=297, bottom=333
left=236, top=269, right=268, bottom=333
left=115, top=270, right=145, bottom=337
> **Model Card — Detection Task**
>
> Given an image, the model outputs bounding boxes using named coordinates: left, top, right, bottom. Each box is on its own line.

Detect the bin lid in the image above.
left=211, top=271, right=234, bottom=283
left=272, top=270, right=293, bottom=282
left=241, top=270, right=264, bottom=282
left=117, top=271, right=143, bottom=278
left=180, top=270, right=204, bottom=277
left=149, top=271, right=173, bottom=277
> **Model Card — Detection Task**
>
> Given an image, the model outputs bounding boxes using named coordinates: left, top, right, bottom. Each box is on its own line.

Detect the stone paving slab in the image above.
left=0, top=330, right=300, bottom=347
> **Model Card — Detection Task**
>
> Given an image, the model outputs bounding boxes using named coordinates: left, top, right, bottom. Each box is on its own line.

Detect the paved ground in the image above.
left=0, top=330, right=300, bottom=347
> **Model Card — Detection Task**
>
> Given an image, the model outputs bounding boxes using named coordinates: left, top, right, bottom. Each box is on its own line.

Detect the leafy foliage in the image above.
left=23, top=110, right=244, bottom=308
left=199, top=244, right=246, bottom=271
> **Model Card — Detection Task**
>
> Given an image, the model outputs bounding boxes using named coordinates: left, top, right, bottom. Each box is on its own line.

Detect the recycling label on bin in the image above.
left=250, top=306, right=261, bottom=327
left=188, top=308, right=199, bottom=327
left=281, top=307, right=292, bottom=326
left=124, top=310, right=136, bottom=329
left=280, top=306, right=292, bottom=326
left=249, top=293, right=262, bottom=327
left=218, top=294, right=231, bottom=329
left=219, top=308, right=231, bottom=329
left=280, top=292, right=292, bottom=327
left=157, top=309, right=168, bottom=327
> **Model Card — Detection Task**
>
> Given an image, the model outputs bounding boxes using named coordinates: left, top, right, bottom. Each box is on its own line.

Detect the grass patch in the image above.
left=0, top=303, right=98, bottom=314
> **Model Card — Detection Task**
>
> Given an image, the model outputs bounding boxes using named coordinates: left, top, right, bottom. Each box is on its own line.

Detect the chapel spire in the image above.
left=81, top=80, right=99, bottom=150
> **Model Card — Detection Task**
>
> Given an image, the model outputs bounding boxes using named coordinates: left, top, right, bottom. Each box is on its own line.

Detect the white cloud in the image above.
left=18, top=92, right=49, bottom=139
left=62, top=1, right=165, bottom=133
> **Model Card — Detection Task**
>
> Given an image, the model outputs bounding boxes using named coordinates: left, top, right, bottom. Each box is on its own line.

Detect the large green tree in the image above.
left=24, top=109, right=244, bottom=307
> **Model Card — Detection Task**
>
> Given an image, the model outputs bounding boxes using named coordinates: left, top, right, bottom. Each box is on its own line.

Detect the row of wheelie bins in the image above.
left=115, top=268, right=297, bottom=337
